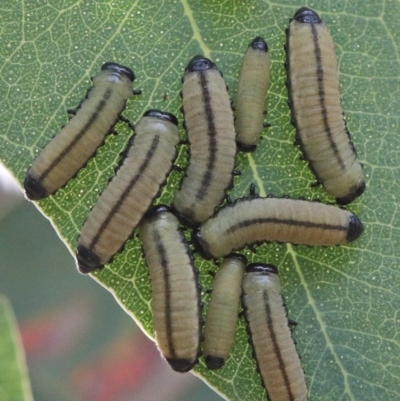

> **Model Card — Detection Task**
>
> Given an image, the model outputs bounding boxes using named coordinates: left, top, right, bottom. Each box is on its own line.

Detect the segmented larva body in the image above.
left=235, top=36, right=270, bottom=152
left=24, top=62, right=139, bottom=200
left=139, top=206, right=202, bottom=373
left=192, top=197, right=363, bottom=259
left=285, top=7, right=365, bottom=205
left=75, top=110, right=179, bottom=273
left=242, top=264, right=308, bottom=401
left=203, top=254, right=246, bottom=370
left=172, top=55, right=237, bottom=228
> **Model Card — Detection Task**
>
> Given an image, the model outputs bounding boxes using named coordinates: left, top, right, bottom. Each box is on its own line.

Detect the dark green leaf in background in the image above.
left=1, top=0, right=400, bottom=400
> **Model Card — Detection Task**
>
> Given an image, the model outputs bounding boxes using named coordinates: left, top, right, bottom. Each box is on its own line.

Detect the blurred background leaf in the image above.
left=1, top=0, right=400, bottom=400
left=0, top=295, right=33, bottom=401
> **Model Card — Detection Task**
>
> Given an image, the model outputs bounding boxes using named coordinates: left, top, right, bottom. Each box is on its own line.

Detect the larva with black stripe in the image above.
left=235, top=36, right=270, bottom=152
left=203, top=253, right=246, bottom=370
left=242, top=263, right=308, bottom=401
left=24, top=62, right=140, bottom=200
left=285, top=7, right=365, bottom=205
left=192, top=197, right=363, bottom=259
left=75, top=110, right=179, bottom=273
left=172, top=55, right=237, bottom=228
left=139, top=205, right=202, bottom=373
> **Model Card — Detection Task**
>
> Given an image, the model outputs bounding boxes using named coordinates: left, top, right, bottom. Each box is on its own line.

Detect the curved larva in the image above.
left=203, top=254, right=246, bottom=370
left=172, top=55, right=237, bottom=228
left=285, top=7, right=365, bottom=205
left=242, top=263, right=308, bottom=401
left=24, top=62, right=140, bottom=200
left=192, top=197, right=364, bottom=259
left=139, top=205, right=202, bottom=373
left=235, top=36, right=270, bottom=152
left=75, top=110, right=179, bottom=273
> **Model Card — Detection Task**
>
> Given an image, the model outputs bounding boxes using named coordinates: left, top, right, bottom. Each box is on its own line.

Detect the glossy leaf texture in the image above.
left=1, top=1, right=400, bottom=400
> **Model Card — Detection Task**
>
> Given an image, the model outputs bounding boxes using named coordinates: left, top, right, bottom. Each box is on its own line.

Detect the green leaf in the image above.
left=1, top=1, right=400, bottom=400
left=0, top=295, right=33, bottom=401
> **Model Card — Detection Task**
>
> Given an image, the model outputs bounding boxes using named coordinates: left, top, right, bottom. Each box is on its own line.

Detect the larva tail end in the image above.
left=143, top=109, right=178, bottom=126
left=186, top=55, right=216, bottom=73
left=246, top=263, right=278, bottom=275
left=166, top=358, right=196, bottom=373
left=346, top=215, right=364, bottom=242
left=205, top=355, right=225, bottom=370
left=75, top=245, right=103, bottom=274
left=236, top=140, right=257, bottom=153
left=293, top=7, right=322, bottom=24
left=249, top=36, right=268, bottom=52
left=336, top=181, right=366, bottom=205
left=191, top=229, right=213, bottom=260
left=24, top=173, right=48, bottom=200
left=101, top=62, right=135, bottom=82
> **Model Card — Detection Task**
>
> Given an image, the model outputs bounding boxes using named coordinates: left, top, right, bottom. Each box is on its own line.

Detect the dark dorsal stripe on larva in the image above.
left=235, top=36, right=270, bottom=152
left=151, top=228, right=176, bottom=358
left=203, top=254, right=247, bottom=370
left=40, top=88, right=113, bottom=181
left=139, top=205, right=202, bottom=373
left=192, top=197, right=364, bottom=259
left=309, top=23, right=345, bottom=171
left=226, top=216, right=348, bottom=234
left=242, top=263, right=308, bottom=401
left=88, top=135, right=160, bottom=249
left=285, top=7, right=365, bottom=205
left=172, top=55, right=237, bottom=228
left=197, top=70, right=217, bottom=201
left=24, top=62, right=138, bottom=200
left=75, top=110, right=179, bottom=273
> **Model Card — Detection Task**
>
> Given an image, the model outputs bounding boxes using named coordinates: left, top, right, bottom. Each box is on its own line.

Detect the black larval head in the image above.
left=171, top=206, right=200, bottom=229
left=226, top=253, right=248, bottom=265
left=246, top=263, right=278, bottom=275
left=101, top=62, right=135, bottom=82
left=336, top=181, right=366, bottom=205
left=143, top=204, right=172, bottom=222
left=185, top=55, right=217, bottom=73
left=166, top=357, right=196, bottom=373
left=293, top=7, right=322, bottom=24
left=143, top=109, right=178, bottom=126
left=205, top=355, right=225, bottom=370
left=75, top=245, right=103, bottom=274
left=236, top=140, right=257, bottom=153
left=191, top=229, right=213, bottom=260
left=24, top=173, right=48, bottom=200
left=249, top=36, right=268, bottom=52
left=346, top=214, right=364, bottom=242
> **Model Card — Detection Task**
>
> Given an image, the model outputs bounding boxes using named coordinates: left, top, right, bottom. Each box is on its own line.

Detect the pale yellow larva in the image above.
left=192, top=197, right=363, bottom=259
left=203, top=254, right=246, bottom=369
left=235, top=36, right=270, bottom=151
left=172, top=55, right=237, bottom=228
left=75, top=110, right=179, bottom=273
left=285, top=7, right=365, bottom=204
left=24, top=62, right=140, bottom=200
left=139, top=206, right=202, bottom=373
left=242, top=263, right=308, bottom=401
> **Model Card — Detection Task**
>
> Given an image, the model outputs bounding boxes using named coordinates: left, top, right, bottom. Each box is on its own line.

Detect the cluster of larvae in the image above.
left=23, top=7, right=365, bottom=401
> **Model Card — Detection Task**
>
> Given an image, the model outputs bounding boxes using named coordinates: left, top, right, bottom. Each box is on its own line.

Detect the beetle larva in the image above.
left=172, top=55, right=237, bottom=228
left=24, top=62, right=140, bottom=200
left=75, top=110, right=179, bottom=273
left=242, top=263, right=308, bottom=401
left=235, top=36, right=271, bottom=152
left=203, top=253, right=246, bottom=369
left=139, top=205, right=202, bottom=373
left=192, top=197, right=364, bottom=259
left=285, top=7, right=365, bottom=205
